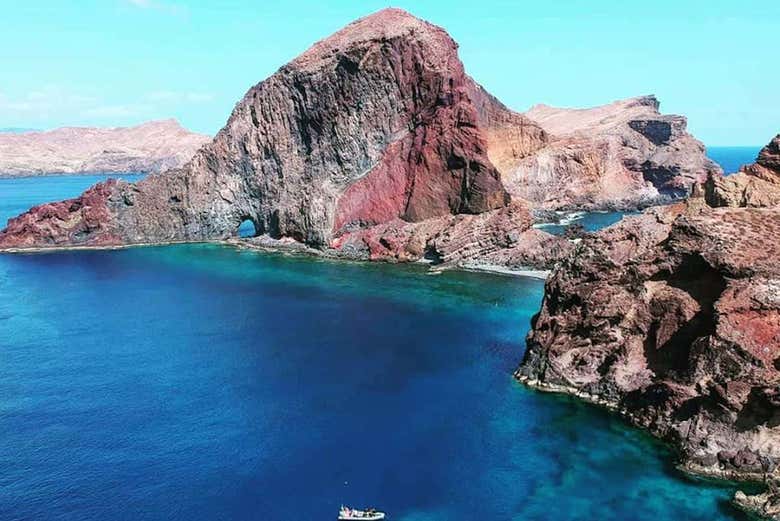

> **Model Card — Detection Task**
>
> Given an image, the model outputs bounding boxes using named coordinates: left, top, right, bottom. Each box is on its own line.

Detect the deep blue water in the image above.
left=0, top=176, right=748, bottom=521
left=707, top=146, right=761, bottom=174
left=0, top=174, right=146, bottom=229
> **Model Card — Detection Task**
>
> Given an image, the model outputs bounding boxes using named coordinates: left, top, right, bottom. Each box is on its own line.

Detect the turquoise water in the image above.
left=0, top=176, right=747, bottom=520
left=707, top=146, right=761, bottom=174
left=534, top=211, right=634, bottom=236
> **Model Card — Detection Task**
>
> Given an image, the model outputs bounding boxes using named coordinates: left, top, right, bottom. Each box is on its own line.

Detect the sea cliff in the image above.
left=0, top=9, right=716, bottom=273
left=516, top=136, right=780, bottom=518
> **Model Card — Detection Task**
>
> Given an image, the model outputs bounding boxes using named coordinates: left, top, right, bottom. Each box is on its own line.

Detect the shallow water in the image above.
left=534, top=211, right=633, bottom=236
left=0, top=176, right=747, bottom=520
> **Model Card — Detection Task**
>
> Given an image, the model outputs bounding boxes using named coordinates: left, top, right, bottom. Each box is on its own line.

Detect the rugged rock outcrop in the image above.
left=734, top=484, right=780, bottom=520
left=504, top=96, right=722, bottom=210
left=0, top=8, right=714, bottom=270
left=0, top=8, right=565, bottom=268
left=706, top=135, right=780, bottom=208
left=516, top=138, right=780, bottom=514
left=0, top=120, right=209, bottom=177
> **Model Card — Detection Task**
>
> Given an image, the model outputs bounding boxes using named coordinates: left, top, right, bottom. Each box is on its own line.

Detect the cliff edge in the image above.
left=516, top=135, right=780, bottom=517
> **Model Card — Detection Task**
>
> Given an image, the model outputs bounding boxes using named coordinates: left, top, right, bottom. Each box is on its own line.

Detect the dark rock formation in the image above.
left=734, top=483, right=780, bottom=520
left=516, top=139, right=780, bottom=510
left=0, top=120, right=209, bottom=177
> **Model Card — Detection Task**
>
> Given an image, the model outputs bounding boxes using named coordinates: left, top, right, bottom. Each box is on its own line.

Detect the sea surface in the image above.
left=0, top=175, right=749, bottom=521
left=707, top=146, right=761, bottom=174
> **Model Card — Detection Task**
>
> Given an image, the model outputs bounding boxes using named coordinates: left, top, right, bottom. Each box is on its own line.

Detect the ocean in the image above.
left=707, top=146, right=761, bottom=174
left=0, top=173, right=751, bottom=521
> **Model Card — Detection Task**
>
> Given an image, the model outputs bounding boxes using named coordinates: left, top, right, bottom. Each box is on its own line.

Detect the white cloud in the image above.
left=0, top=86, right=211, bottom=126
left=0, top=86, right=98, bottom=116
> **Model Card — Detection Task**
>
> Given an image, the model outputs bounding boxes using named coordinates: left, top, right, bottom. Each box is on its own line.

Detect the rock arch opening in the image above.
left=237, top=218, right=258, bottom=238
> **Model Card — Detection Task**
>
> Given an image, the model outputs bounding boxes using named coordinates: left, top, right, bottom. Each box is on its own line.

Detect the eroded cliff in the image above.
left=516, top=136, right=780, bottom=516
left=0, top=8, right=715, bottom=272
left=505, top=96, right=723, bottom=210
left=0, top=8, right=562, bottom=268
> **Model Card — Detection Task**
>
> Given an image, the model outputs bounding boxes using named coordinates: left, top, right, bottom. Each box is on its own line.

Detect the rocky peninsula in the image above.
left=0, top=119, right=209, bottom=177
left=516, top=136, right=780, bottom=517
left=0, top=9, right=715, bottom=273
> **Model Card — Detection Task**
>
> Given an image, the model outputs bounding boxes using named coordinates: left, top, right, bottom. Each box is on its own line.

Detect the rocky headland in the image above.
left=0, top=9, right=716, bottom=273
left=510, top=96, right=722, bottom=211
left=0, top=119, right=209, bottom=177
left=516, top=136, right=780, bottom=517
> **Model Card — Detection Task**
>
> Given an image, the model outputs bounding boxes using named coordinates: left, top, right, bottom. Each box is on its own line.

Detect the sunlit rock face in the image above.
left=502, top=96, right=722, bottom=210
left=706, top=134, right=780, bottom=208
left=0, top=120, right=209, bottom=177
left=0, top=8, right=715, bottom=270
left=517, top=137, right=780, bottom=482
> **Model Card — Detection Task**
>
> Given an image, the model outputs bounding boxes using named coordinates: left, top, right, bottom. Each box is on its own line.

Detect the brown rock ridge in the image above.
left=516, top=134, right=780, bottom=513
left=0, top=120, right=209, bottom=177
left=504, top=96, right=722, bottom=210
left=0, top=8, right=567, bottom=269
left=706, top=134, right=780, bottom=208
left=0, top=9, right=714, bottom=269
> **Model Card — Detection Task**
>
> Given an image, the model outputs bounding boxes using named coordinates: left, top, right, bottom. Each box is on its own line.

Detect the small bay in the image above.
left=0, top=175, right=746, bottom=520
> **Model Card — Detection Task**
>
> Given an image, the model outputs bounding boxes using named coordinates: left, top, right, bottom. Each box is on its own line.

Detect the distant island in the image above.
left=0, top=119, right=209, bottom=177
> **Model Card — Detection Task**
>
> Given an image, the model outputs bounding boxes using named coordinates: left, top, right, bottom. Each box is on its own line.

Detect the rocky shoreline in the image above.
left=515, top=137, right=780, bottom=519
left=0, top=9, right=716, bottom=268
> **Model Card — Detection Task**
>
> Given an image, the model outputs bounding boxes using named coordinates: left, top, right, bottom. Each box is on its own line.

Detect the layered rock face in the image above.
left=0, top=8, right=567, bottom=268
left=0, top=8, right=715, bottom=270
left=0, top=120, right=209, bottom=177
left=504, top=96, right=722, bottom=210
left=516, top=140, right=780, bottom=490
left=707, top=135, right=780, bottom=208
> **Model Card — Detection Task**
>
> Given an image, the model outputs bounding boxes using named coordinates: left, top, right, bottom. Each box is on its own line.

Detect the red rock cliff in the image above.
left=517, top=135, right=780, bottom=489
left=0, top=9, right=535, bottom=253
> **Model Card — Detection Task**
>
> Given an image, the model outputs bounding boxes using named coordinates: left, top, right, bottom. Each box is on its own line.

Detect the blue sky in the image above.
left=0, top=0, right=777, bottom=145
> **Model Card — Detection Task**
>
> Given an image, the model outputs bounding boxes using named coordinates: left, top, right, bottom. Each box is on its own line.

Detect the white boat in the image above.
left=338, top=505, right=386, bottom=520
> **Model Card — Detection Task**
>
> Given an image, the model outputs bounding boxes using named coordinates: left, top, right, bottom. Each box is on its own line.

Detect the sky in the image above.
left=0, top=0, right=777, bottom=146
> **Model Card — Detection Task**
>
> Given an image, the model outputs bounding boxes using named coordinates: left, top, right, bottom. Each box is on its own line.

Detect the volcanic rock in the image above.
left=0, top=9, right=712, bottom=271
left=706, top=135, right=780, bottom=208
left=504, top=96, right=722, bottom=210
left=0, top=120, right=209, bottom=177
left=0, top=8, right=566, bottom=268
left=516, top=139, right=780, bottom=487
